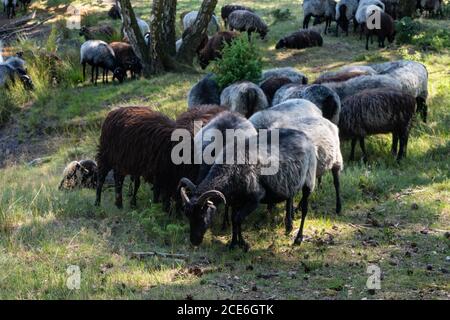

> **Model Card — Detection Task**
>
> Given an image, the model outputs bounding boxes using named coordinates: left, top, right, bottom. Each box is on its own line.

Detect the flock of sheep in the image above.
left=0, top=2, right=433, bottom=251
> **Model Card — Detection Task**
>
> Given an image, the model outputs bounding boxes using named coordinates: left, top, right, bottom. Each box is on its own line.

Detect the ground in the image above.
left=0, top=0, right=449, bottom=299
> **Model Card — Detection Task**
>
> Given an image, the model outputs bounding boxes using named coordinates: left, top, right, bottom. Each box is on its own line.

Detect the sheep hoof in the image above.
left=285, top=225, right=293, bottom=235
left=293, top=236, right=303, bottom=246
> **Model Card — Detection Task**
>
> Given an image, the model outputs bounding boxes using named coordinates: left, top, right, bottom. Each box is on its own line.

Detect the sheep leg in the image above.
left=366, top=34, right=370, bottom=50
left=82, top=63, right=86, bottom=82
left=397, top=129, right=409, bottom=161
left=95, top=166, right=110, bottom=206
left=247, top=30, right=252, bottom=42
left=350, top=138, right=357, bottom=161
left=332, top=167, right=342, bottom=214
left=96, top=66, right=100, bottom=85
left=285, top=197, right=294, bottom=234
left=221, top=205, right=230, bottom=231
left=335, top=22, right=339, bottom=37
left=229, top=200, right=259, bottom=251
left=391, top=133, right=399, bottom=156
left=303, top=14, right=312, bottom=29
left=294, top=186, right=311, bottom=245
left=359, top=138, right=367, bottom=163
left=130, top=176, right=140, bottom=208
left=317, top=176, right=322, bottom=189
left=417, top=97, right=428, bottom=122
left=113, top=171, right=125, bottom=209
left=91, top=65, right=95, bottom=84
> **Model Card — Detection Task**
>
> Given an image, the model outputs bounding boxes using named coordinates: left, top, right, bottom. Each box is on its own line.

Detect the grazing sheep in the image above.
left=259, top=77, right=294, bottom=105
left=355, top=1, right=385, bottom=38
left=314, top=65, right=377, bottom=84
left=272, top=84, right=341, bottom=124
left=335, top=0, right=360, bottom=35
left=108, top=4, right=121, bottom=20
left=79, top=25, right=117, bottom=42
left=179, top=128, right=317, bottom=249
left=303, top=0, right=337, bottom=33
left=183, top=11, right=220, bottom=36
left=198, top=31, right=238, bottom=69
left=3, top=0, right=16, bottom=19
left=261, top=67, right=308, bottom=85
left=95, top=105, right=225, bottom=211
left=80, top=40, right=125, bottom=85
left=4, top=55, right=27, bottom=74
left=417, top=0, right=443, bottom=16
left=370, top=60, right=429, bottom=122
left=187, top=73, right=221, bottom=108
left=220, top=81, right=269, bottom=118
left=363, top=11, right=395, bottom=50
left=109, top=42, right=142, bottom=78
left=275, top=29, right=323, bottom=50
left=228, top=10, right=269, bottom=40
left=59, top=160, right=98, bottom=190
left=221, top=4, right=253, bottom=28
left=323, top=74, right=402, bottom=100
left=122, top=18, right=150, bottom=42
left=250, top=112, right=343, bottom=217
left=339, top=89, right=416, bottom=161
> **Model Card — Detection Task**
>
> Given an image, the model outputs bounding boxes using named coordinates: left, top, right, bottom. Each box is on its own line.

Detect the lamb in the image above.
left=335, top=0, right=359, bottom=35
left=323, top=74, right=402, bottom=100
left=259, top=77, right=294, bottom=105
left=108, top=4, right=121, bottom=20
left=95, top=105, right=225, bottom=211
left=179, top=128, right=317, bottom=249
left=58, top=160, right=98, bottom=190
left=228, top=10, right=269, bottom=40
left=370, top=60, right=429, bottom=122
left=3, top=0, right=16, bottom=19
left=183, top=11, right=220, bottom=36
left=275, top=29, right=323, bottom=50
left=220, top=81, right=269, bottom=118
left=198, top=31, right=238, bottom=69
left=314, top=65, right=377, bottom=84
left=187, top=73, right=221, bottom=108
left=363, top=11, right=395, bottom=50
left=250, top=111, right=343, bottom=218
left=272, top=84, right=341, bottom=124
left=221, top=4, right=254, bottom=28
left=339, top=88, right=416, bottom=162
left=80, top=40, right=125, bottom=85
left=109, top=42, right=142, bottom=78
left=302, top=0, right=337, bottom=33
left=79, top=25, right=117, bottom=42
left=261, top=67, right=308, bottom=85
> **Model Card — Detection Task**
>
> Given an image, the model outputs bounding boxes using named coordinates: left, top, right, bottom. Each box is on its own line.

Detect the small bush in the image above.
left=211, top=36, right=263, bottom=89
left=270, top=8, right=293, bottom=23
left=395, top=17, right=423, bottom=44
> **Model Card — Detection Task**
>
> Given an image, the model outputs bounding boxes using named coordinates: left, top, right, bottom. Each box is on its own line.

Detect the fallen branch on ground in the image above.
left=131, top=251, right=189, bottom=260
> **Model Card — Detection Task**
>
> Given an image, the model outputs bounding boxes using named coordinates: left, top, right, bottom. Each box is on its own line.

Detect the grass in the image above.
left=0, top=0, right=449, bottom=299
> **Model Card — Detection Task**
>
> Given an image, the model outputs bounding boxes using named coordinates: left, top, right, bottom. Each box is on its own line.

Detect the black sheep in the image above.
left=363, top=11, right=395, bottom=50
left=276, top=30, right=323, bottom=50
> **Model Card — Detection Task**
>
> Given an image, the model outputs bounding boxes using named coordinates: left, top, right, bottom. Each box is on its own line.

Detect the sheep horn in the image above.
left=198, top=190, right=227, bottom=207
left=180, top=187, right=191, bottom=205
left=178, top=178, right=196, bottom=193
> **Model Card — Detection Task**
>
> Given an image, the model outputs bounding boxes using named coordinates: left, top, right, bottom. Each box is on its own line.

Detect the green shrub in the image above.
left=270, top=8, right=293, bottom=23
left=0, top=90, right=17, bottom=127
left=211, top=36, right=263, bottom=89
left=395, top=17, right=422, bottom=44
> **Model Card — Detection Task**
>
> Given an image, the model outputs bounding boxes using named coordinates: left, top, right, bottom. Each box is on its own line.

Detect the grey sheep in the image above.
left=261, top=67, right=308, bottom=85
left=4, top=56, right=27, bottom=74
left=58, top=160, right=98, bottom=190
left=188, top=73, right=221, bottom=108
left=183, top=10, right=220, bottom=36
left=272, top=84, right=341, bottom=124
left=0, top=63, right=33, bottom=90
left=220, top=81, right=269, bottom=118
left=303, top=0, right=337, bottom=34
left=339, top=88, right=416, bottom=162
left=179, top=128, right=317, bottom=249
left=221, top=4, right=254, bottom=28
left=323, top=74, right=402, bottom=101
left=335, top=0, right=359, bottom=35
left=370, top=60, right=429, bottom=122
left=80, top=40, right=125, bottom=85
left=228, top=10, right=269, bottom=40
left=250, top=103, right=343, bottom=216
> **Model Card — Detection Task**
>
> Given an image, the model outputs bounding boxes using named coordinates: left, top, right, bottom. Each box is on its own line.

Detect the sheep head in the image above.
left=178, top=178, right=226, bottom=246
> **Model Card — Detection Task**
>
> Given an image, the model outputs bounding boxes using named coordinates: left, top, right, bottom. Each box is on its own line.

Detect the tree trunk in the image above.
left=162, top=0, right=177, bottom=57
left=119, top=0, right=162, bottom=76
left=176, top=0, right=218, bottom=66
left=150, top=0, right=176, bottom=71
left=398, top=0, right=417, bottom=18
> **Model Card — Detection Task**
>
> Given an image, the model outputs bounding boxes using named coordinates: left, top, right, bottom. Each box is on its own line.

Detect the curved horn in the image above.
left=180, top=187, right=191, bottom=205
left=198, top=190, right=226, bottom=207
left=178, top=178, right=196, bottom=193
